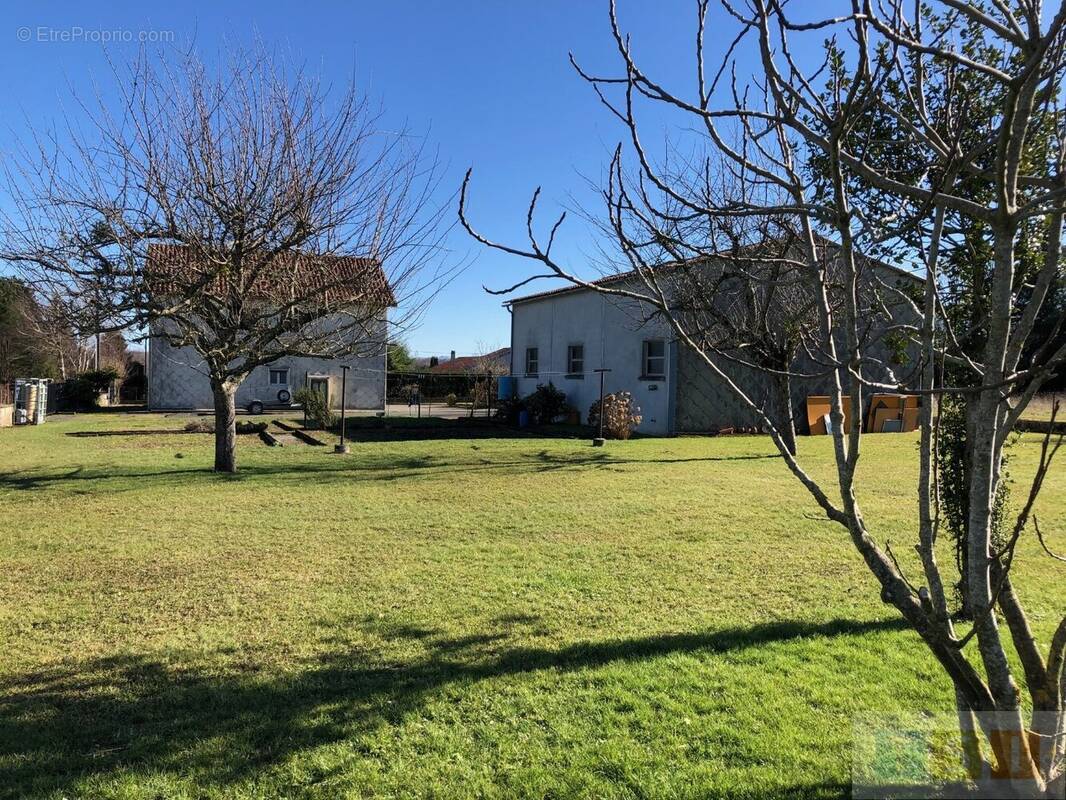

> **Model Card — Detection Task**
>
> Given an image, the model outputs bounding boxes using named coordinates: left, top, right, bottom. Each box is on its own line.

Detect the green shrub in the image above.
left=65, top=368, right=119, bottom=410
left=525, top=383, right=567, bottom=425
left=937, top=395, right=1011, bottom=616
left=446, top=392, right=458, bottom=407
left=495, top=396, right=526, bottom=425
left=294, top=387, right=335, bottom=429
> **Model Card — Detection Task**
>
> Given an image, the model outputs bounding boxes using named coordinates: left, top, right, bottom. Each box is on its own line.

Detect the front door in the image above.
left=309, top=377, right=329, bottom=408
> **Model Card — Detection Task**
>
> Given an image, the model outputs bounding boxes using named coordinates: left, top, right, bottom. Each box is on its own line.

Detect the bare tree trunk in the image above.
left=966, top=231, right=1043, bottom=789
left=456, top=2, right=1066, bottom=789
left=772, top=373, right=797, bottom=456
left=211, top=379, right=239, bottom=474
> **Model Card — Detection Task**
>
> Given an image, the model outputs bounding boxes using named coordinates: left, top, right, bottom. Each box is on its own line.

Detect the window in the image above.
left=525, top=347, right=539, bottom=376
left=566, top=344, right=584, bottom=377
left=269, top=368, right=289, bottom=386
left=642, top=340, right=666, bottom=379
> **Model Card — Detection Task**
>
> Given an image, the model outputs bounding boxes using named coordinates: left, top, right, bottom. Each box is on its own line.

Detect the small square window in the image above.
left=525, top=347, right=539, bottom=376
left=269, top=368, right=290, bottom=386
left=566, top=344, right=584, bottom=377
left=642, top=340, right=666, bottom=379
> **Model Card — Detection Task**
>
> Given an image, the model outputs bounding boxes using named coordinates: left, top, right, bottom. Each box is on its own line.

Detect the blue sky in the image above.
left=0, top=1, right=778, bottom=357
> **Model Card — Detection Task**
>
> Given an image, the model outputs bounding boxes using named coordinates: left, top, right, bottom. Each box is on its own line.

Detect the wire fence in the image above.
left=386, top=371, right=500, bottom=419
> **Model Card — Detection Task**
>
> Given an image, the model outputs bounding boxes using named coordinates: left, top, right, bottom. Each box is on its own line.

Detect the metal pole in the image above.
left=593, top=368, right=610, bottom=446
left=336, top=365, right=350, bottom=454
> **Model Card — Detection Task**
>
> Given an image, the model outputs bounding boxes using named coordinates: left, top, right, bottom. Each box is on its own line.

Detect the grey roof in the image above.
left=503, top=239, right=922, bottom=307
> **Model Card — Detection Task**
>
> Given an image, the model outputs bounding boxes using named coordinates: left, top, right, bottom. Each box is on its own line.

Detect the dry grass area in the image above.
left=1019, top=392, right=1065, bottom=421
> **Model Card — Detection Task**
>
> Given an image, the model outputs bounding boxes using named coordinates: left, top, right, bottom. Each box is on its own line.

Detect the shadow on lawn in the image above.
left=338, top=417, right=599, bottom=442
left=0, top=616, right=905, bottom=797
left=0, top=449, right=780, bottom=493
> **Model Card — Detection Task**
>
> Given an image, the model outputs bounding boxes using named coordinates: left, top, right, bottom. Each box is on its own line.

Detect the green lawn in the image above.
left=0, top=413, right=1063, bottom=799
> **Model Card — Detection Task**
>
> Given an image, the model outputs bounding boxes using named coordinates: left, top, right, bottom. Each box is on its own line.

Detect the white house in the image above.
left=506, top=257, right=919, bottom=436
left=146, top=246, right=389, bottom=414
left=148, top=325, right=387, bottom=414
left=508, top=285, right=678, bottom=434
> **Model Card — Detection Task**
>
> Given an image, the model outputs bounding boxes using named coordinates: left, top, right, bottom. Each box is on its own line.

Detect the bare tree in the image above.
left=2, top=44, right=452, bottom=472
left=461, top=0, right=1066, bottom=794
left=657, top=217, right=833, bottom=453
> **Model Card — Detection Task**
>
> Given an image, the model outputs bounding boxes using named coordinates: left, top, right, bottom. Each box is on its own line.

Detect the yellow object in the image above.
left=866, top=394, right=919, bottom=433
left=902, top=407, right=920, bottom=431
left=806, top=393, right=920, bottom=435
left=806, top=395, right=853, bottom=435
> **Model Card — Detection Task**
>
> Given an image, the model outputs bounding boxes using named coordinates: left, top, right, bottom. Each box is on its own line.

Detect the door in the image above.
left=309, top=377, right=330, bottom=408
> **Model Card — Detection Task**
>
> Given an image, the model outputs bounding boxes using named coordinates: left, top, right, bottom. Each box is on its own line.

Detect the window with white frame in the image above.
left=566, top=344, right=584, bottom=376
left=642, top=340, right=666, bottom=379
left=269, top=368, right=290, bottom=386
left=525, top=347, right=539, bottom=376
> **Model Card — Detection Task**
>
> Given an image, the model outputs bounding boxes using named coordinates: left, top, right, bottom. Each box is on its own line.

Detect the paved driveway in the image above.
left=384, top=403, right=492, bottom=420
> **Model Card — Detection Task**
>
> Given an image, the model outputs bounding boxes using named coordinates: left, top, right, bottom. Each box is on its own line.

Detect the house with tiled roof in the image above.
left=429, top=348, right=510, bottom=375
left=146, top=245, right=390, bottom=413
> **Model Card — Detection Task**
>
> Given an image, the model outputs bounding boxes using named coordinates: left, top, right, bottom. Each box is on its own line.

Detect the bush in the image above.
left=588, top=391, right=642, bottom=440
left=561, top=403, right=579, bottom=424
left=64, top=368, right=119, bottom=410
left=398, top=383, right=420, bottom=403
left=294, top=387, right=335, bottom=429
left=524, top=383, right=567, bottom=425
left=495, top=396, right=526, bottom=425
left=445, top=392, right=458, bottom=407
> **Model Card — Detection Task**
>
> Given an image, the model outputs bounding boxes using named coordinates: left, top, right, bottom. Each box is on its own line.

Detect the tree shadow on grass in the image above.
left=0, top=449, right=780, bottom=494
left=0, top=617, right=906, bottom=798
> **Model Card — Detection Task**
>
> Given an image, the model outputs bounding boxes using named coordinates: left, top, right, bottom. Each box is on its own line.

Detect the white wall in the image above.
left=148, top=314, right=387, bottom=411
left=510, top=290, right=674, bottom=434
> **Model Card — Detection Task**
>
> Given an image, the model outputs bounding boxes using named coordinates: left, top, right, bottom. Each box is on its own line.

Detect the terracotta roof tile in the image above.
left=146, top=244, right=396, bottom=307
left=430, top=347, right=510, bottom=373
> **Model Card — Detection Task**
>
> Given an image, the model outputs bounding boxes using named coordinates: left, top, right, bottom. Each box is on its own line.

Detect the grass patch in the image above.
left=0, top=414, right=1062, bottom=799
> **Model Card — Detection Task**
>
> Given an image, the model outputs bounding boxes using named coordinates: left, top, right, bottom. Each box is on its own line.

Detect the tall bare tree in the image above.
left=2, top=44, right=451, bottom=472
left=649, top=217, right=842, bottom=454
left=461, top=1, right=1066, bottom=794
